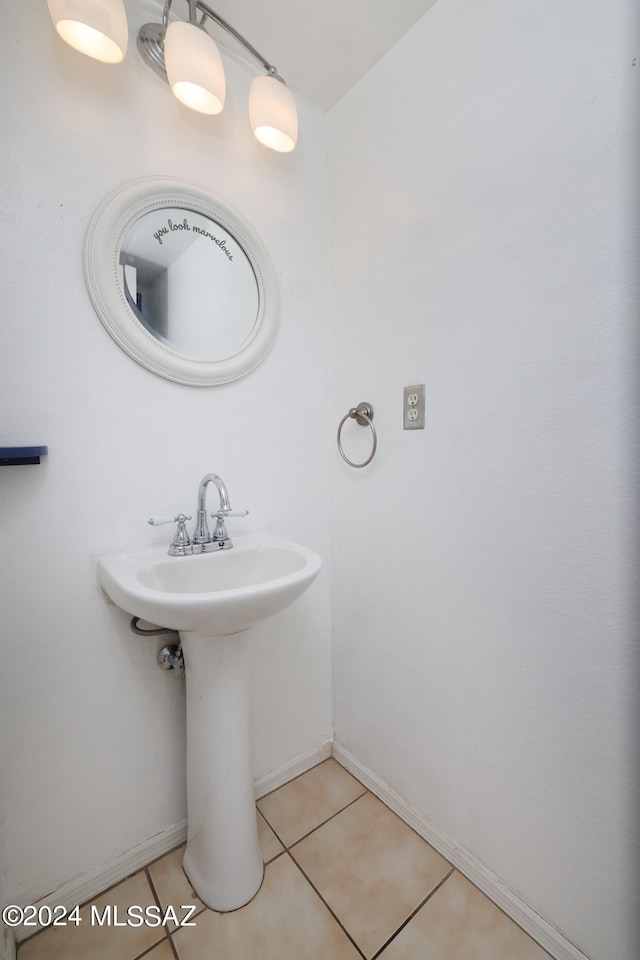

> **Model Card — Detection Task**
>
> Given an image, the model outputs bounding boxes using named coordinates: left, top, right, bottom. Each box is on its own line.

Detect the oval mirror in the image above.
left=84, top=178, right=279, bottom=386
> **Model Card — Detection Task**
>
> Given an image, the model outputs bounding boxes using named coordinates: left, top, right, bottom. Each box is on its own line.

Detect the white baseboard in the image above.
left=254, top=740, right=333, bottom=799
left=1, top=924, right=16, bottom=960
left=12, top=819, right=187, bottom=944
left=332, top=743, right=590, bottom=960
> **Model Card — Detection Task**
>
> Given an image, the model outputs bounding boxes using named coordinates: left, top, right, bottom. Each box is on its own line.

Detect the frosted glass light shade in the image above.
left=47, top=0, right=128, bottom=64
left=249, top=75, right=298, bottom=153
left=164, top=21, right=226, bottom=115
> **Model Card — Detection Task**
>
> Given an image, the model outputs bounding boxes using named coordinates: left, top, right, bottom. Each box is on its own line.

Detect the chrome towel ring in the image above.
left=337, top=402, right=377, bottom=468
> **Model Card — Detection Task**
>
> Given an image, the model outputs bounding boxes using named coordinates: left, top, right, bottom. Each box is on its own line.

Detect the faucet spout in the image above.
left=193, top=473, right=234, bottom=551
left=198, top=473, right=231, bottom=514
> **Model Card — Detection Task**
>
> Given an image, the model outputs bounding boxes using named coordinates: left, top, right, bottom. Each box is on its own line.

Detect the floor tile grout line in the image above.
left=286, top=851, right=368, bottom=960
left=369, top=867, right=456, bottom=960
left=145, top=866, right=163, bottom=913
left=140, top=866, right=177, bottom=960
left=166, top=929, right=181, bottom=960
left=132, top=938, right=175, bottom=960
left=257, top=807, right=288, bottom=852
left=259, top=786, right=369, bottom=852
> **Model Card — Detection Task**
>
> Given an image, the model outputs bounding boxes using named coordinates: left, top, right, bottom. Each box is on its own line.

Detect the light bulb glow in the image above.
left=172, top=80, right=223, bottom=115
left=55, top=20, right=123, bottom=63
left=164, top=21, right=226, bottom=116
left=249, top=75, right=297, bottom=153
left=47, top=0, right=128, bottom=63
left=253, top=125, right=296, bottom=153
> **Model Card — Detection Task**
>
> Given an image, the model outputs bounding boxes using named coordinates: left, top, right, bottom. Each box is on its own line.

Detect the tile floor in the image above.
left=16, top=758, right=552, bottom=960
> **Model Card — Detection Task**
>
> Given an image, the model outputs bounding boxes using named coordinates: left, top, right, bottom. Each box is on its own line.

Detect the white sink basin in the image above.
left=98, top=532, right=321, bottom=636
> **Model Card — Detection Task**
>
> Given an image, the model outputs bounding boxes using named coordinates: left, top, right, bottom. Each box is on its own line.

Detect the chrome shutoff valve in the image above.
left=157, top=644, right=184, bottom=674
left=148, top=513, right=193, bottom=556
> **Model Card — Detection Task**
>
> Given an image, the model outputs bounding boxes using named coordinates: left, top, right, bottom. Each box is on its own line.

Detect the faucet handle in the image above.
left=148, top=514, right=193, bottom=557
left=207, top=507, right=248, bottom=546
left=148, top=514, right=193, bottom=526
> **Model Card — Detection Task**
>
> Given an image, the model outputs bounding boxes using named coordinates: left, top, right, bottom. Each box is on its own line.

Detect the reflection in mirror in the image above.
left=120, top=208, right=259, bottom=359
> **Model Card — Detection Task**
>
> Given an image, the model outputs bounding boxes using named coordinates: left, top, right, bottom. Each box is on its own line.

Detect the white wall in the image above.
left=0, top=2, right=331, bottom=914
left=329, top=2, right=638, bottom=960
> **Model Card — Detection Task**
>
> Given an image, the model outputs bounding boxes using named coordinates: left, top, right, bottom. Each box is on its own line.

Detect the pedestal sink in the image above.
left=97, top=533, right=321, bottom=911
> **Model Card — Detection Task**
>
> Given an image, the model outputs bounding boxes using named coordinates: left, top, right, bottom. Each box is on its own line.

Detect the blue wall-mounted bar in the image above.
left=0, top=446, right=48, bottom=465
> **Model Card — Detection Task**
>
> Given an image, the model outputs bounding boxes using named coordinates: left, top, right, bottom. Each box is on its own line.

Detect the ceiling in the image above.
left=132, top=0, right=439, bottom=111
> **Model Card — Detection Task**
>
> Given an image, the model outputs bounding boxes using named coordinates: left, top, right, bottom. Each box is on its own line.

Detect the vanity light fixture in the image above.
left=47, top=0, right=299, bottom=153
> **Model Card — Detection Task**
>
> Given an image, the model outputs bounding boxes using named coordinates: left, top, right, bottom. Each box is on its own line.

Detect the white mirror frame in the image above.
left=84, top=177, right=280, bottom=386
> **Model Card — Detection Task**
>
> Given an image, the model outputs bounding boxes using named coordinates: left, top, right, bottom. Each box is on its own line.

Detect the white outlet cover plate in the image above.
left=403, top=384, right=425, bottom=429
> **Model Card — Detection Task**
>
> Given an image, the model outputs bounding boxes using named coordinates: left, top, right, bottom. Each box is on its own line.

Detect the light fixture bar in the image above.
left=139, top=0, right=285, bottom=84
left=195, top=1, right=283, bottom=81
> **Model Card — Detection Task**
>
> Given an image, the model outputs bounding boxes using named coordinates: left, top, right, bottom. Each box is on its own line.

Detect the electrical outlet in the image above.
left=403, top=384, right=425, bottom=430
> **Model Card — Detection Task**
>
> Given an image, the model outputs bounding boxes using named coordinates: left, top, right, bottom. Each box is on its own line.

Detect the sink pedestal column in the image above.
left=180, top=630, right=264, bottom=912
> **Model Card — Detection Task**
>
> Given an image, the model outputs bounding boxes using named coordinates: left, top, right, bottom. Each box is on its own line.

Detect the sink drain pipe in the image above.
left=129, top=617, right=184, bottom=673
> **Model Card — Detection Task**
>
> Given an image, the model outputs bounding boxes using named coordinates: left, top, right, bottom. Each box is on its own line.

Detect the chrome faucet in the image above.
left=148, top=473, right=247, bottom=555
left=192, top=473, right=247, bottom=553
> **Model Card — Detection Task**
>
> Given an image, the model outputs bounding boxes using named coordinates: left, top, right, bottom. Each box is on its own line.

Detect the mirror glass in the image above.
left=84, top=178, right=279, bottom=386
left=120, top=208, right=259, bottom=360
